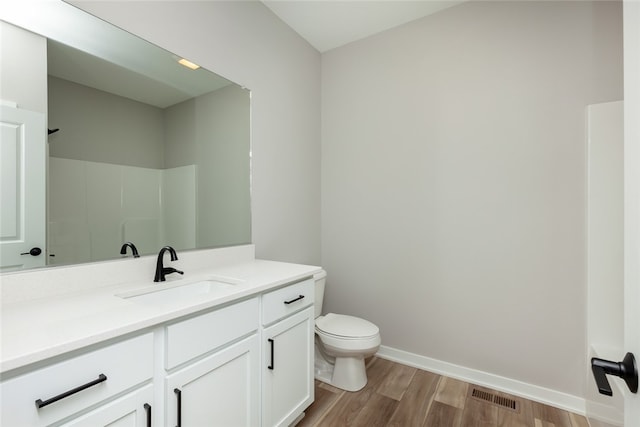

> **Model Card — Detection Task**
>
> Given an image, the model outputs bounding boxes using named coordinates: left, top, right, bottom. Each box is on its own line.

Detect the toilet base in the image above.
left=314, top=345, right=368, bottom=392
left=331, top=355, right=368, bottom=391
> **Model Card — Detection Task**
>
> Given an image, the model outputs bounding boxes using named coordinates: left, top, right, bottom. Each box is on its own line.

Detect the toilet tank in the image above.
left=313, top=270, right=327, bottom=318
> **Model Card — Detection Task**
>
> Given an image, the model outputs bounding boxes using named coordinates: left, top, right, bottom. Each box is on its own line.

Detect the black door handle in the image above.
left=21, top=247, right=42, bottom=256
left=591, top=352, right=638, bottom=396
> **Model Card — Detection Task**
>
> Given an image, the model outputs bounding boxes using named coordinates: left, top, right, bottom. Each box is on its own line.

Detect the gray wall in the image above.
left=321, top=1, right=622, bottom=398
left=48, top=76, right=165, bottom=168
left=73, top=0, right=322, bottom=266
left=164, top=85, right=251, bottom=248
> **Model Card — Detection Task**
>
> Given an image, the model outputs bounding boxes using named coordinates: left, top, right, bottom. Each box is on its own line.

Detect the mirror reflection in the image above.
left=2, top=5, right=251, bottom=269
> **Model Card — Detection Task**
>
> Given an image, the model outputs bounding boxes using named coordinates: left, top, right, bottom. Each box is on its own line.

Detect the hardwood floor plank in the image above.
left=366, top=357, right=396, bottom=386
left=318, top=381, right=343, bottom=394
left=460, top=395, right=498, bottom=426
left=532, top=401, right=572, bottom=427
left=297, top=381, right=343, bottom=427
left=386, top=369, right=440, bottom=427
left=423, top=401, right=462, bottom=427
left=351, top=393, right=398, bottom=427
left=568, top=412, right=590, bottom=427
left=434, top=376, right=468, bottom=409
left=315, top=357, right=394, bottom=426
left=377, top=362, right=417, bottom=401
left=497, top=393, right=534, bottom=427
left=314, top=391, right=363, bottom=427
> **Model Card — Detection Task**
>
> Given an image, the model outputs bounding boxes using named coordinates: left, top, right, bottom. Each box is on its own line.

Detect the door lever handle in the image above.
left=21, top=247, right=42, bottom=256
left=591, top=352, right=638, bottom=396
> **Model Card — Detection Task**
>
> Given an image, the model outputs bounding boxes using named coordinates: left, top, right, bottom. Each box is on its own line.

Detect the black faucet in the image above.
left=120, top=242, right=140, bottom=258
left=154, top=246, right=184, bottom=282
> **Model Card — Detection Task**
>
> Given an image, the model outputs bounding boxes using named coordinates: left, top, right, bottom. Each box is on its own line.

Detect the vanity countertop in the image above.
left=0, top=258, right=321, bottom=374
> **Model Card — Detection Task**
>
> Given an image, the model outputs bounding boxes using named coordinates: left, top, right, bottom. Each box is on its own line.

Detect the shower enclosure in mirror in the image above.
left=0, top=1, right=251, bottom=271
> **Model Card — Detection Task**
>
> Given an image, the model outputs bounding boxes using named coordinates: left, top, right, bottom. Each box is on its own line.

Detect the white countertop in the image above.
left=1, top=258, right=321, bottom=374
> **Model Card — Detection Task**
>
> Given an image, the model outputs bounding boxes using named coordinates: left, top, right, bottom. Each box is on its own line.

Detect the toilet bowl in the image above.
left=313, top=271, right=381, bottom=392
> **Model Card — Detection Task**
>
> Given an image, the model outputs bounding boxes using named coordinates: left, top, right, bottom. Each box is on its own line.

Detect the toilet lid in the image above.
left=316, top=313, right=379, bottom=338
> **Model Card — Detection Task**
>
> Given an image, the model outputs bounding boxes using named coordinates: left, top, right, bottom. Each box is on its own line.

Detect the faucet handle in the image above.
left=163, top=267, right=184, bottom=276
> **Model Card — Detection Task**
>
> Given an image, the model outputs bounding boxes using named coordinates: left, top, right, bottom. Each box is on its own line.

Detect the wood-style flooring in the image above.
left=297, top=357, right=590, bottom=427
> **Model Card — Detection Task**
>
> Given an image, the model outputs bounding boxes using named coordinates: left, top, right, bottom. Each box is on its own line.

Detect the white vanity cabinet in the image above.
left=0, top=333, right=154, bottom=427
left=163, top=297, right=260, bottom=427
left=261, top=278, right=315, bottom=427
left=1, top=270, right=320, bottom=427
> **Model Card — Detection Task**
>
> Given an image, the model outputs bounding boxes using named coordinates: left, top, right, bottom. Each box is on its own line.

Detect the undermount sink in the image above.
left=118, top=278, right=241, bottom=305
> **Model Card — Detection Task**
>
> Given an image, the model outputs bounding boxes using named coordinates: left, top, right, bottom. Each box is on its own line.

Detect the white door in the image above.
left=0, top=103, right=46, bottom=270
left=623, top=2, right=640, bottom=424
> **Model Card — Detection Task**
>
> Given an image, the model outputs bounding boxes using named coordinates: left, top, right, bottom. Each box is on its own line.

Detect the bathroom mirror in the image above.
left=1, top=2, right=251, bottom=269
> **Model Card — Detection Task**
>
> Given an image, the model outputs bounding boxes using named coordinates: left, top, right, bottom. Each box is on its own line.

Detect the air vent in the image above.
left=470, top=387, right=519, bottom=412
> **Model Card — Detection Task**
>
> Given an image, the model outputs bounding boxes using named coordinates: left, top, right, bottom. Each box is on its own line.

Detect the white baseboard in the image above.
left=375, top=345, right=586, bottom=416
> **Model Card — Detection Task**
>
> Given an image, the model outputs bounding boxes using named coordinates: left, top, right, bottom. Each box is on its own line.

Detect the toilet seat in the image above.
left=316, top=313, right=379, bottom=339
left=315, top=313, right=381, bottom=353
left=316, top=330, right=381, bottom=353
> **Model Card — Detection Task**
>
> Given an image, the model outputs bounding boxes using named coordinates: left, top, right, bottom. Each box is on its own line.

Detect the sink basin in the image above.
left=118, top=279, right=240, bottom=305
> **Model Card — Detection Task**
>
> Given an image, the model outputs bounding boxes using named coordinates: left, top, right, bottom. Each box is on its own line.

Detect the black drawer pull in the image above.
left=284, top=295, right=305, bottom=305
left=144, top=403, right=151, bottom=427
left=174, top=388, right=182, bottom=427
left=35, top=374, right=107, bottom=408
left=268, top=338, right=275, bottom=370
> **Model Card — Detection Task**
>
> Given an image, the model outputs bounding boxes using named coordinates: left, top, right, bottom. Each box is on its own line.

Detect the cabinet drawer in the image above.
left=262, top=278, right=314, bottom=325
left=0, top=333, right=153, bottom=427
left=166, top=297, right=259, bottom=369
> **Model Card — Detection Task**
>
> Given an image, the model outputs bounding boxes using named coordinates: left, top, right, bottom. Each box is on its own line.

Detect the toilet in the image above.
left=313, top=270, right=381, bottom=392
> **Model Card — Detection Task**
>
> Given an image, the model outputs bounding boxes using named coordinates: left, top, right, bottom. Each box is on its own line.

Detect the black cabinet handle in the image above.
left=268, top=338, right=275, bottom=370
left=174, top=388, right=181, bottom=427
left=144, top=403, right=151, bottom=427
left=284, top=295, right=305, bottom=305
left=35, top=374, right=107, bottom=408
left=591, top=352, right=638, bottom=396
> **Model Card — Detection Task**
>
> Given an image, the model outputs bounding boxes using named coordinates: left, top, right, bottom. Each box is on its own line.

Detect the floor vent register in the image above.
left=469, top=387, right=519, bottom=412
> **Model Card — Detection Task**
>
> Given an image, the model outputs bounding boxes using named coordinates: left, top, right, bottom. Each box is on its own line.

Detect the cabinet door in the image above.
left=166, top=334, right=259, bottom=427
left=262, top=307, right=315, bottom=427
left=62, top=384, right=153, bottom=427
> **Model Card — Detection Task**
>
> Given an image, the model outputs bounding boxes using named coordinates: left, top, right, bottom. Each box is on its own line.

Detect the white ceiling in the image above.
left=262, top=0, right=465, bottom=52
